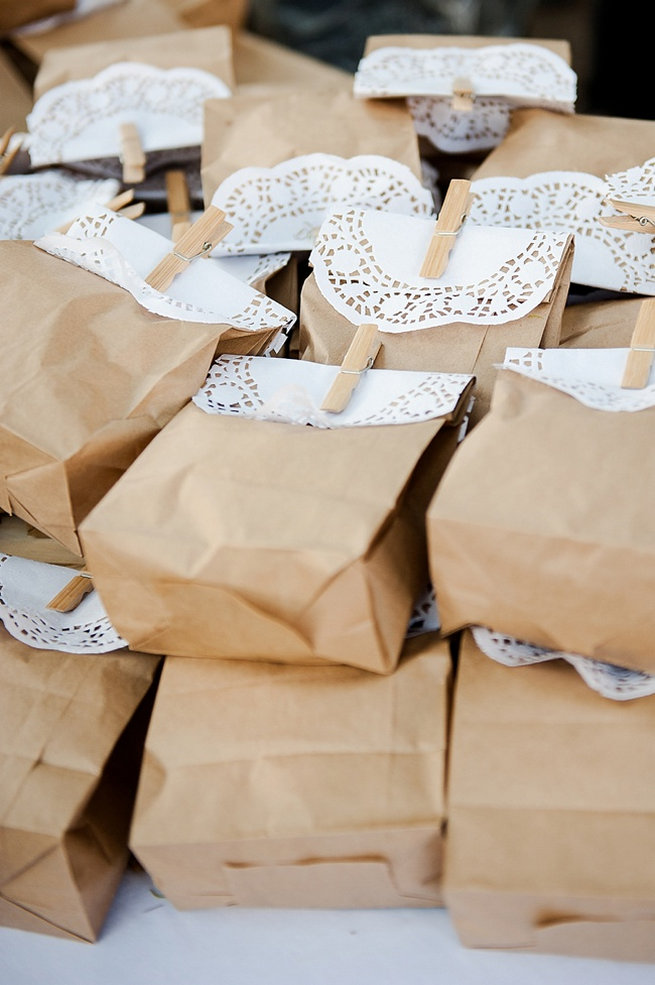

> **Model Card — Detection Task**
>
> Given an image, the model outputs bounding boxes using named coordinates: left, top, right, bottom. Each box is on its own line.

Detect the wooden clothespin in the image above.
left=320, top=323, right=381, bottom=414
left=599, top=198, right=655, bottom=233
left=46, top=571, right=94, bottom=613
left=165, top=170, right=192, bottom=243
left=0, top=126, right=22, bottom=176
left=55, top=188, right=145, bottom=234
left=144, top=204, right=233, bottom=292
left=621, top=298, right=655, bottom=389
left=420, top=178, right=473, bottom=279
left=451, top=76, right=474, bottom=112
left=119, top=122, right=146, bottom=185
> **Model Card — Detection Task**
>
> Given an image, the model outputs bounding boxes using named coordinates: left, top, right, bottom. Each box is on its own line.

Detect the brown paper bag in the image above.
left=0, top=46, right=32, bottom=135
left=473, top=108, right=655, bottom=180
left=232, top=30, right=352, bottom=89
left=10, top=0, right=185, bottom=66
left=130, top=632, right=449, bottom=909
left=363, top=34, right=571, bottom=59
left=80, top=395, right=468, bottom=671
left=201, top=87, right=422, bottom=201
left=0, top=626, right=160, bottom=942
left=34, top=23, right=234, bottom=96
left=561, top=295, right=647, bottom=349
left=0, top=0, right=74, bottom=34
left=427, top=367, right=655, bottom=674
left=0, top=240, right=280, bottom=556
left=300, top=225, right=574, bottom=427
left=445, top=631, right=655, bottom=962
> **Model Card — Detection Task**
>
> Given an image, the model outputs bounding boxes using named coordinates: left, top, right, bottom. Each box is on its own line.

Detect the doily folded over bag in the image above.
left=469, top=162, right=655, bottom=293
left=25, top=61, right=231, bottom=167
left=210, top=153, right=435, bottom=255
left=0, top=171, right=119, bottom=240
left=0, top=553, right=125, bottom=653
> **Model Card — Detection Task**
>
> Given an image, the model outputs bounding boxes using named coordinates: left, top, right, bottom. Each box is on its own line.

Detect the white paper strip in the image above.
left=34, top=204, right=296, bottom=334
left=0, top=553, right=126, bottom=653
left=310, top=208, right=570, bottom=331
left=26, top=62, right=231, bottom=166
left=0, top=171, right=119, bottom=240
left=193, top=354, right=473, bottom=428
left=502, top=346, right=655, bottom=412
left=210, top=153, right=435, bottom=255
left=472, top=626, right=655, bottom=702
left=469, top=170, right=655, bottom=294
left=353, top=43, right=576, bottom=109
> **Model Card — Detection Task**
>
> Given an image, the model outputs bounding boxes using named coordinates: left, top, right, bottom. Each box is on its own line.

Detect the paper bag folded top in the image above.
left=445, top=632, right=655, bottom=961
left=201, top=88, right=423, bottom=202
left=130, top=633, right=450, bottom=910
left=0, top=213, right=294, bottom=555
left=354, top=36, right=575, bottom=155
left=427, top=344, right=655, bottom=675
left=79, top=355, right=473, bottom=672
left=300, top=207, right=573, bottom=424
left=0, top=625, right=159, bottom=941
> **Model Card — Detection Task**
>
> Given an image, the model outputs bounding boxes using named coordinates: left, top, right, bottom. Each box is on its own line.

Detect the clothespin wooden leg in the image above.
left=166, top=170, right=192, bottom=243
left=320, top=323, right=381, bottom=414
left=621, top=299, right=655, bottom=389
left=46, top=572, right=94, bottom=612
left=451, top=76, right=474, bottom=112
left=144, top=204, right=233, bottom=292
left=0, top=126, right=22, bottom=176
left=420, top=178, right=473, bottom=279
left=119, top=122, right=146, bottom=185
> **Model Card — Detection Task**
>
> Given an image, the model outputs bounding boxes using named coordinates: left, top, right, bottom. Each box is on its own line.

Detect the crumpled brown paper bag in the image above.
left=130, top=632, right=449, bottom=909
left=80, top=396, right=469, bottom=672
left=232, top=30, right=352, bottom=89
left=0, top=626, right=160, bottom=942
left=444, top=631, right=655, bottom=962
left=427, top=367, right=655, bottom=674
left=300, top=237, right=573, bottom=427
left=162, top=0, right=247, bottom=30
left=472, top=108, right=655, bottom=180
left=0, top=240, right=279, bottom=556
left=201, top=87, right=423, bottom=201
left=0, top=0, right=74, bottom=34
left=0, top=45, right=32, bottom=134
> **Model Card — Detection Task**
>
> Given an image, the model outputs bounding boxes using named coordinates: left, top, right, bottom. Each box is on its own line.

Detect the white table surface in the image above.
left=2, top=865, right=654, bottom=985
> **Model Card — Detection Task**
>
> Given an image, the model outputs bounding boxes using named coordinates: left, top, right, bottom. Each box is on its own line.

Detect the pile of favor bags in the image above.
left=1, top=0, right=655, bottom=963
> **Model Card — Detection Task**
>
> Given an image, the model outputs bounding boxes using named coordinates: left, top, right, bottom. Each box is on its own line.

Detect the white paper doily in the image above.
left=193, top=354, right=473, bottom=428
left=34, top=205, right=296, bottom=334
left=0, top=171, right=120, bottom=240
left=502, top=347, right=655, bottom=412
left=605, top=155, right=655, bottom=208
left=353, top=43, right=576, bottom=110
left=469, top=170, right=655, bottom=293
left=309, top=209, right=570, bottom=330
left=210, top=154, right=435, bottom=255
left=408, top=94, right=511, bottom=154
left=0, top=553, right=126, bottom=653
left=406, top=583, right=440, bottom=638
left=26, top=62, right=231, bottom=167
left=472, top=626, right=655, bottom=702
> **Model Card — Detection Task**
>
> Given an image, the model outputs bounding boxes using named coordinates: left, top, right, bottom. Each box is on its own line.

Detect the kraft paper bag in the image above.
left=201, top=87, right=423, bottom=201
left=300, top=208, right=574, bottom=426
left=10, top=0, right=184, bottom=66
left=427, top=349, right=655, bottom=675
left=0, top=46, right=32, bottom=135
left=561, top=295, right=646, bottom=349
left=0, top=626, right=160, bottom=942
left=0, top=235, right=291, bottom=556
left=444, top=632, right=655, bottom=962
left=130, top=632, right=449, bottom=910
left=0, top=0, right=74, bottom=33
left=161, top=0, right=247, bottom=30
left=80, top=355, right=473, bottom=671
left=34, top=23, right=234, bottom=95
